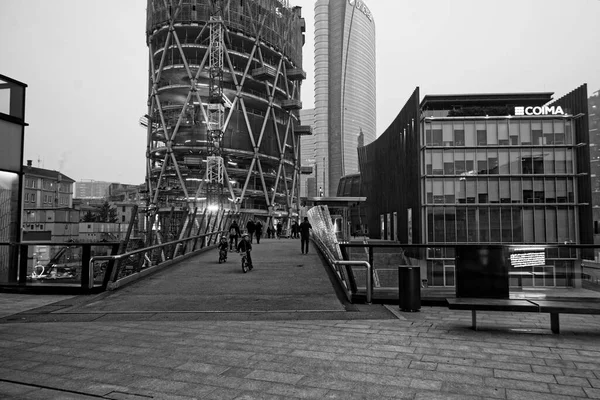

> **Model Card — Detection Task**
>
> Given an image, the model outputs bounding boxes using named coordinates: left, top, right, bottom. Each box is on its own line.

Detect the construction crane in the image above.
left=205, top=0, right=225, bottom=212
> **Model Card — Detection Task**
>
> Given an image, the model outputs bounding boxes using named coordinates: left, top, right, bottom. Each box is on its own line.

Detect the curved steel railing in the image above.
left=88, top=230, right=227, bottom=290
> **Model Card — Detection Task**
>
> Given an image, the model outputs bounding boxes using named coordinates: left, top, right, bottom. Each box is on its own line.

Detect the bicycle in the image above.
left=240, top=251, right=252, bottom=273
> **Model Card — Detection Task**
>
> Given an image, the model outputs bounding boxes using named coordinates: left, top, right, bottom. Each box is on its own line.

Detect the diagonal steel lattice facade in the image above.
left=144, top=0, right=307, bottom=241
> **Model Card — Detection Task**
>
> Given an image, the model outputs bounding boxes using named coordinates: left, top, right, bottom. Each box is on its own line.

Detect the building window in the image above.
left=454, top=130, right=465, bottom=146
left=25, top=193, right=29, bottom=202
left=31, top=194, right=36, bottom=202
left=444, top=162, right=454, bottom=175
left=477, top=130, right=487, bottom=145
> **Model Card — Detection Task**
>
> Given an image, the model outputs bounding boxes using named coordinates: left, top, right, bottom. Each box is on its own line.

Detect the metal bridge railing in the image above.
left=0, top=228, right=228, bottom=292
left=307, top=205, right=373, bottom=304
left=89, top=230, right=227, bottom=290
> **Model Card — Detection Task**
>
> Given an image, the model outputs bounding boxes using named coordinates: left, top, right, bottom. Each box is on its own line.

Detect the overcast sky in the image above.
left=1, top=0, right=599, bottom=185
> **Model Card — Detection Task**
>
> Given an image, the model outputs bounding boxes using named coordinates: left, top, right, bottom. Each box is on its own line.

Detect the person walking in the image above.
left=266, top=224, right=273, bottom=239
left=254, top=219, right=263, bottom=244
left=276, top=221, right=283, bottom=239
left=246, top=219, right=256, bottom=243
left=291, top=220, right=299, bottom=239
left=228, top=220, right=241, bottom=251
left=299, top=217, right=312, bottom=254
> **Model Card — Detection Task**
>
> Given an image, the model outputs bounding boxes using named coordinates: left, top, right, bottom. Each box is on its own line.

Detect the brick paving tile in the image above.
left=494, top=369, right=557, bottom=383
left=441, top=381, right=506, bottom=399
left=548, top=383, right=588, bottom=397
left=584, top=387, right=600, bottom=399
left=244, top=370, right=305, bottom=385
left=483, top=377, right=551, bottom=392
left=506, top=388, right=582, bottom=400
left=321, top=389, right=390, bottom=400
left=265, top=382, right=330, bottom=398
left=531, top=365, right=564, bottom=375
left=0, top=381, right=37, bottom=397
left=491, top=353, right=548, bottom=366
left=436, top=363, right=494, bottom=376
left=202, top=387, right=241, bottom=400
left=562, top=368, right=599, bottom=379
left=554, top=374, right=591, bottom=386
left=233, top=392, right=290, bottom=400
left=473, top=359, right=532, bottom=372
left=544, top=358, right=576, bottom=369
left=409, top=378, right=443, bottom=391
left=574, top=361, right=600, bottom=370
left=414, top=391, right=482, bottom=400
left=295, top=375, right=358, bottom=392
left=175, top=361, right=231, bottom=375
left=408, top=360, right=437, bottom=370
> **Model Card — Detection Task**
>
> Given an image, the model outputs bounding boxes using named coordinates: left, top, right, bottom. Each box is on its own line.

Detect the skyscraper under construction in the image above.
left=144, top=0, right=308, bottom=241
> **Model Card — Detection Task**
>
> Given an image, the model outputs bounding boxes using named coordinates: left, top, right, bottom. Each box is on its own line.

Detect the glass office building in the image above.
left=314, top=0, right=376, bottom=196
left=359, top=87, right=592, bottom=288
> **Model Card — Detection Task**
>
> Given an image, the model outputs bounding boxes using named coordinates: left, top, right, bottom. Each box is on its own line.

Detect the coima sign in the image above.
left=348, top=0, right=372, bottom=21
left=515, top=106, right=565, bottom=116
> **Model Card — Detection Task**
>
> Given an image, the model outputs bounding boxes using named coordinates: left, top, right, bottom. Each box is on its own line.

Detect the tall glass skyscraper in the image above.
left=314, top=0, right=376, bottom=196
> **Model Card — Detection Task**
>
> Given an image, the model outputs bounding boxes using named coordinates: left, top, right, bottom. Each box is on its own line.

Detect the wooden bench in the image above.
left=446, top=298, right=600, bottom=334
left=533, top=300, right=600, bottom=334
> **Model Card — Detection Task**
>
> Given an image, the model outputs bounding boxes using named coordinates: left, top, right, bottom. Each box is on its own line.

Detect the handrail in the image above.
left=333, top=260, right=372, bottom=304
left=309, top=236, right=371, bottom=304
left=88, top=230, right=227, bottom=289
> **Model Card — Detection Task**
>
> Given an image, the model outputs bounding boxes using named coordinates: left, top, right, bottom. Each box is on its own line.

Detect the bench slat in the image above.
left=447, top=298, right=539, bottom=312
left=532, top=300, right=600, bottom=314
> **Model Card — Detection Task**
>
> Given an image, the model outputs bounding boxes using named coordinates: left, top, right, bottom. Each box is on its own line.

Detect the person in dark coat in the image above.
left=276, top=222, right=283, bottom=239
left=228, top=220, right=241, bottom=251
left=246, top=219, right=256, bottom=243
left=266, top=225, right=273, bottom=239
left=299, top=217, right=312, bottom=254
left=291, top=220, right=299, bottom=239
left=254, top=219, right=263, bottom=244
left=236, top=233, right=253, bottom=269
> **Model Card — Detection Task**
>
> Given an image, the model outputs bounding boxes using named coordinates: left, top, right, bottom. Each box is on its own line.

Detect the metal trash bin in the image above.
left=398, top=266, right=421, bottom=312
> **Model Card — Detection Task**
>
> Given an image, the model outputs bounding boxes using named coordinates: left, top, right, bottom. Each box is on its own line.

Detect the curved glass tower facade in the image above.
left=145, top=0, right=306, bottom=239
left=314, top=0, right=376, bottom=196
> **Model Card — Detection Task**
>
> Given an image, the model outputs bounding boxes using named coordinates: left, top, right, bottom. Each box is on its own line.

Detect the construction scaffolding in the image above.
left=144, top=0, right=307, bottom=243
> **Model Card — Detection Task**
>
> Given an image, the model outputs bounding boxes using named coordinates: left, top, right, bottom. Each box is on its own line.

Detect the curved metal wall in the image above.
left=145, top=0, right=306, bottom=222
left=358, top=87, right=420, bottom=241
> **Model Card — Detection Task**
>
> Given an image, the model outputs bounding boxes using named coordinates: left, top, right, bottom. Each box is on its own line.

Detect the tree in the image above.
left=81, top=211, right=95, bottom=222
left=95, top=201, right=118, bottom=223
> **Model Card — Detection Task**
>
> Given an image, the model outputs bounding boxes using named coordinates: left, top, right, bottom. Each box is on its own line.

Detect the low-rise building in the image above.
left=22, top=162, right=77, bottom=242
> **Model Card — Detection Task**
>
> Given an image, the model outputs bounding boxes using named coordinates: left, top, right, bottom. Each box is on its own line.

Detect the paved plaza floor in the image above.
left=1, top=238, right=600, bottom=399
left=2, top=307, right=600, bottom=399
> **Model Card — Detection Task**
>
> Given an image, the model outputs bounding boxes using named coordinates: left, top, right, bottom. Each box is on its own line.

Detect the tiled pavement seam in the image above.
left=1, top=308, right=600, bottom=399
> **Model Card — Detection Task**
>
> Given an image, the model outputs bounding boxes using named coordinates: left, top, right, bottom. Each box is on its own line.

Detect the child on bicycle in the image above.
left=218, top=236, right=229, bottom=261
left=236, top=233, right=253, bottom=269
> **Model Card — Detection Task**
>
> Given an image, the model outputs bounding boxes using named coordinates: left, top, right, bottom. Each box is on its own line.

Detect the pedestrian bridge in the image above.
left=5, top=236, right=400, bottom=322
left=76, top=237, right=348, bottom=315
